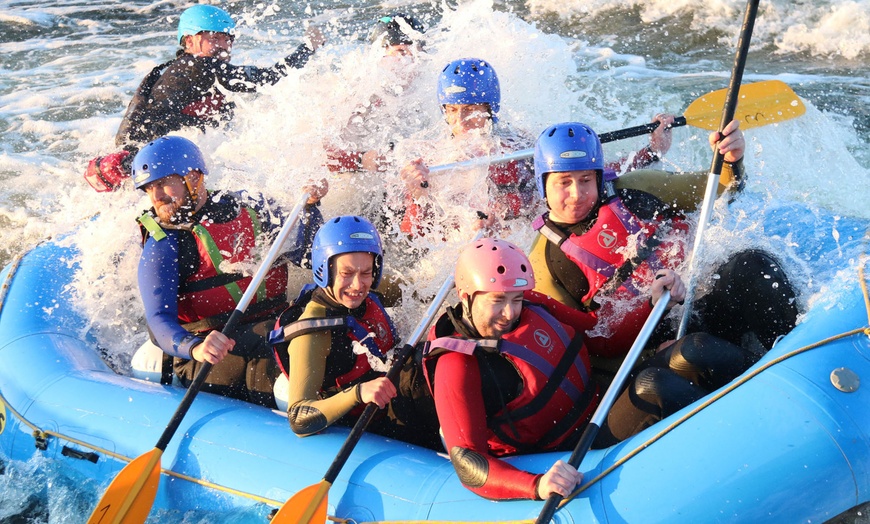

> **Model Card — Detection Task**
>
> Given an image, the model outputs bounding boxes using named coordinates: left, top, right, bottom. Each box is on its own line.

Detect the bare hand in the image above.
left=358, top=377, right=397, bottom=409
left=399, top=158, right=429, bottom=198
left=651, top=269, right=686, bottom=307
left=537, top=460, right=582, bottom=500
left=191, top=331, right=235, bottom=365
left=650, top=113, right=676, bottom=156
left=709, top=119, right=745, bottom=163
left=302, top=178, right=328, bottom=204
left=472, top=211, right=496, bottom=232
left=304, top=25, right=326, bottom=51
left=360, top=150, right=388, bottom=172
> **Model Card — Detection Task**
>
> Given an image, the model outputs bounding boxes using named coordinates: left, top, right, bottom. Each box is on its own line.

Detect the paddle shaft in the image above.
left=154, top=193, right=311, bottom=452
left=427, top=119, right=687, bottom=175
left=321, top=230, right=482, bottom=484
left=676, top=0, right=759, bottom=338
left=535, top=291, right=672, bottom=524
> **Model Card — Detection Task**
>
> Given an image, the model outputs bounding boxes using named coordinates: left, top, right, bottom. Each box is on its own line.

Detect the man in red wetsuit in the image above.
left=422, top=237, right=684, bottom=500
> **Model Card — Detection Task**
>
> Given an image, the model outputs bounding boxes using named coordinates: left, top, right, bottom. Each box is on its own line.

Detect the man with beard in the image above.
left=133, top=135, right=327, bottom=406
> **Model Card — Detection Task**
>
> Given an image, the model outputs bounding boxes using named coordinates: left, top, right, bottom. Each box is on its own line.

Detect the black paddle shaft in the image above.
left=711, top=0, right=759, bottom=174
left=598, top=117, right=687, bottom=144
left=322, top=342, right=415, bottom=484
left=154, top=309, right=245, bottom=451
left=535, top=424, right=600, bottom=524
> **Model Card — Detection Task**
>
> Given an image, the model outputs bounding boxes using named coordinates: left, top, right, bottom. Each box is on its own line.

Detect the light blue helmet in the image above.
left=311, top=216, right=384, bottom=289
left=437, top=58, right=500, bottom=122
left=534, top=122, right=604, bottom=199
left=177, top=5, right=235, bottom=44
left=132, top=136, right=208, bottom=190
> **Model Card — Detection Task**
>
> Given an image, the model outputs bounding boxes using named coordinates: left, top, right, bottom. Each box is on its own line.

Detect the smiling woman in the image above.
left=270, top=215, right=441, bottom=447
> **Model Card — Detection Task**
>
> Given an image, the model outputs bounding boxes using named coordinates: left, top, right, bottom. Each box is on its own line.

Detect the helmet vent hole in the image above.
left=497, top=266, right=506, bottom=274
left=568, top=128, right=575, bottom=137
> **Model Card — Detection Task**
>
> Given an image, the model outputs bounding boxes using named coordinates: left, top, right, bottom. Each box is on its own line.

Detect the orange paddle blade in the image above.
left=86, top=448, right=162, bottom=524
left=684, top=79, right=806, bottom=131
left=271, top=480, right=331, bottom=524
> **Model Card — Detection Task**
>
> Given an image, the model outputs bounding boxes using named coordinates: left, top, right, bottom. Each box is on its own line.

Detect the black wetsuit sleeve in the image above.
left=215, top=44, right=314, bottom=90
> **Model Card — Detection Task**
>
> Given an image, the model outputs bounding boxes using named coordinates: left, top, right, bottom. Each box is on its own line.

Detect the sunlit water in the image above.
left=1, top=0, right=869, bottom=521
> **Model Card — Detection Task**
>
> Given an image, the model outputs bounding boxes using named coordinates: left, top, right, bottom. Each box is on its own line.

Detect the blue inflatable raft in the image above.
left=1, top=237, right=869, bottom=522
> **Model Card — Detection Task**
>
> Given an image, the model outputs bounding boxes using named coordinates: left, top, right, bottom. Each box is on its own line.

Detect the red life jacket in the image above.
left=424, top=301, right=598, bottom=455
left=181, top=92, right=226, bottom=119
left=533, top=197, right=686, bottom=308
left=174, top=206, right=288, bottom=327
left=269, top=286, right=398, bottom=394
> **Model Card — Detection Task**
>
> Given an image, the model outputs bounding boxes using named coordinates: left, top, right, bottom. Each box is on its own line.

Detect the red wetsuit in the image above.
left=423, top=291, right=602, bottom=500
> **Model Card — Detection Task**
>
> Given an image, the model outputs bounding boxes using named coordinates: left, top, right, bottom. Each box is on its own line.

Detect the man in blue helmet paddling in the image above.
left=133, top=135, right=327, bottom=407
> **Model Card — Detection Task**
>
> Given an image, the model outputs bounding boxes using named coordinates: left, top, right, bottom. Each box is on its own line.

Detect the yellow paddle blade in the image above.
left=684, top=80, right=806, bottom=131
left=271, top=480, right=331, bottom=524
left=87, top=448, right=162, bottom=524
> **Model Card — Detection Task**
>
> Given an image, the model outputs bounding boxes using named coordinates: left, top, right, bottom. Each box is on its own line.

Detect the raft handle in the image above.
left=62, top=445, right=99, bottom=464
left=32, top=430, right=48, bottom=450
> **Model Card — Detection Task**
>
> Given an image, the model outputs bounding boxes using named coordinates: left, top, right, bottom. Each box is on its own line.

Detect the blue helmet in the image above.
left=311, top=216, right=384, bottom=289
left=533, top=122, right=604, bottom=199
left=132, top=136, right=208, bottom=190
left=177, top=5, right=235, bottom=44
left=437, top=58, right=500, bottom=121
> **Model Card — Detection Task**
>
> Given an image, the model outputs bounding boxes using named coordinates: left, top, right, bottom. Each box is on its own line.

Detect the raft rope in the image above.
left=0, top=390, right=286, bottom=507
left=0, top=249, right=285, bottom=508
left=2, top=249, right=869, bottom=522
left=356, top=254, right=870, bottom=524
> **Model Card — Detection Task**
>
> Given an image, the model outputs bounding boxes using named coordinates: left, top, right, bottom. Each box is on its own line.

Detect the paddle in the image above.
left=272, top=231, right=485, bottom=523
left=676, top=0, right=760, bottom=338
left=86, top=193, right=312, bottom=524
left=427, top=79, right=804, bottom=175
left=535, top=291, right=672, bottom=524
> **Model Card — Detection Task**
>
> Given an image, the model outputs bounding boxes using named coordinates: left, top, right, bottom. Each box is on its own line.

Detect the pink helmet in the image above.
left=455, top=238, right=536, bottom=298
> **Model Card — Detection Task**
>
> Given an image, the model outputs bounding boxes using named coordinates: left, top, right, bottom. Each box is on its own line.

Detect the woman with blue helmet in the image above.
left=113, top=4, right=325, bottom=149
left=396, top=57, right=537, bottom=237
left=527, top=121, right=799, bottom=393
left=270, top=215, right=439, bottom=448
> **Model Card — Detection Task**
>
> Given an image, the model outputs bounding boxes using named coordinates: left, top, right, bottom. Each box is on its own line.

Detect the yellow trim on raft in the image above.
left=0, top=390, right=284, bottom=507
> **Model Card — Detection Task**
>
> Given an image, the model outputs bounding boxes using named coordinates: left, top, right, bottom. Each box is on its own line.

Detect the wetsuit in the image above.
left=270, top=286, right=439, bottom=448
left=531, top=159, right=796, bottom=352
left=422, top=291, right=602, bottom=500
left=116, top=44, right=314, bottom=147
left=137, top=191, right=321, bottom=406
